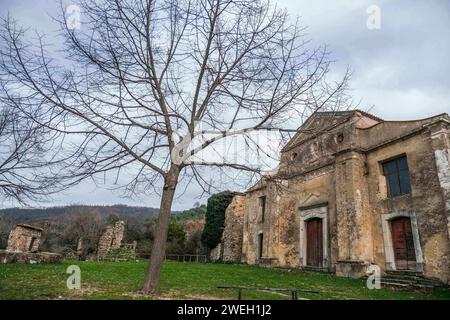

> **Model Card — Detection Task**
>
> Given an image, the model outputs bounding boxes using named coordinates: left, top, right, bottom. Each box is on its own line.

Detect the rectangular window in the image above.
left=259, top=196, right=266, bottom=222
left=382, top=156, right=411, bottom=198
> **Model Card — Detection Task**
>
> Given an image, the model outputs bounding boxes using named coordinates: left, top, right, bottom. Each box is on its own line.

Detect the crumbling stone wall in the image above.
left=97, top=220, right=125, bottom=260
left=210, top=243, right=222, bottom=260
left=76, top=237, right=84, bottom=259
left=221, top=195, right=246, bottom=262
left=0, top=250, right=63, bottom=264
left=6, top=224, right=43, bottom=253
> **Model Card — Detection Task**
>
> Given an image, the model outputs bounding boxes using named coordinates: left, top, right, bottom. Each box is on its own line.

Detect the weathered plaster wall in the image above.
left=365, top=128, right=450, bottom=283
left=429, top=123, right=450, bottom=240
left=334, top=150, right=374, bottom=277
left=242, top=166, right=337, bottom=269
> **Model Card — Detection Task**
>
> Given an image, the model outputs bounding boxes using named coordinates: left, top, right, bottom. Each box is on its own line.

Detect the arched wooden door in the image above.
left=306, top=218, right=323, bottom=266
left=391, top=217, right=416, bottom=270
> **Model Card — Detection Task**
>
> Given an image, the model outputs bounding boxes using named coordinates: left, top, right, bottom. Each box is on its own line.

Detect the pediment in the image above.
left=282, top=110, right=382, bottom=152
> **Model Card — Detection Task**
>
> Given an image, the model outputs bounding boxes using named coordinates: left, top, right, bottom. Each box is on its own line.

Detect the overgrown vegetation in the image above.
left=0, top=205, right=160, bottom=252
left=201, top=191, right=237, bottom=252
left=0, top=204, right=207, bottom=257
left=0, top=260, right=449, bottom=300
left=0, top=194, right=230, bottom=258
left=173, top=204, right=206, bottom=222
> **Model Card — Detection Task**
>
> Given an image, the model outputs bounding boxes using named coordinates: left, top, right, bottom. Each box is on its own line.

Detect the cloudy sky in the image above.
left=1, top=0, right=449, bottom=210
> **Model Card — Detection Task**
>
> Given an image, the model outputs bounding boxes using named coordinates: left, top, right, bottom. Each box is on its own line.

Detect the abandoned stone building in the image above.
left=221, top=110, right=450, bottom=285
left=1, top=223, right=63, bottom=264
left=6, top=224, right=43, bottom=253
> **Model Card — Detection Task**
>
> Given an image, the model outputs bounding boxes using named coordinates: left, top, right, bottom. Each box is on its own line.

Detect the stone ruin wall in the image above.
left=2, top=224, right=63, bottom=264
left=6, top=225, right=43, bottom=253
left=220, top=195, right=246, bottom=262
left=209, top=244, right=222, bottom=261
left=97, top=220, right=125, bottom=260
left=75, top=220, right=136, bottom=261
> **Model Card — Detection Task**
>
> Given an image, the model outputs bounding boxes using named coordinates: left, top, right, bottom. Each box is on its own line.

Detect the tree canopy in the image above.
left=201, top=191, right=237, bottom=250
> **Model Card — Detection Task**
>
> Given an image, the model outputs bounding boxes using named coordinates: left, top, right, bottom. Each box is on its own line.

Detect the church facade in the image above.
left=228, top=110, right=450, bottom=284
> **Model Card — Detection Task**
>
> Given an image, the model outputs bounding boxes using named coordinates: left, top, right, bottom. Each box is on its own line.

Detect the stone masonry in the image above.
left=2, top=223, right=63, bottom=264
left=6, top=224, right=43, bottom=253
left=97, top=220, right=125, bottom=260
left=221, top=195, right=246, bottom=262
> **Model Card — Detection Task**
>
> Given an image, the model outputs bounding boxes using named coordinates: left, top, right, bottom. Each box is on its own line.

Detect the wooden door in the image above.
left=306, top=218, right=323, bottom=266
left=391, top=217, right=416, bottom=270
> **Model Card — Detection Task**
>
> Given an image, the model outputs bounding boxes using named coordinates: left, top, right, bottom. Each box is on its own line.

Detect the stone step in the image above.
left=380, top=281, right=411, bottom=288
left=380, top=281, right=434, bottom=289
left=380, top=271, right=442, bottom=289
left=301, top=266, right=328, bottom=273
left=386, top=270, right=423, bottom=277
left=381, top=277, right=438, bottom=286
left=362, top=274, right=443, bottom=290
left=364, top=271, right=442, bottom=289
left=384, top=276, right=441, bottom=286
left=382, top=275, right=440, bottom=285
left=386, top=273, right=427, bottom=279
left=387, top=270, right=441, bottom=278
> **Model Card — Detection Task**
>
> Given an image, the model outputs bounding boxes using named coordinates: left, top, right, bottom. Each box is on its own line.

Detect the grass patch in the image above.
left=0, top=260, right=449, bottom=300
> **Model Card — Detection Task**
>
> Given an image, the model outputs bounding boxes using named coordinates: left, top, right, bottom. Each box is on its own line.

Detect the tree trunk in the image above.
left=142, top=165, right=181, bottom=294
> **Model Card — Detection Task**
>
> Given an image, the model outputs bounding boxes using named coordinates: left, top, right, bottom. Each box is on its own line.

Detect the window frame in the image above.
left=381, top=155, right=412, bottom=198
left=259, top=196, right=267, bottom=223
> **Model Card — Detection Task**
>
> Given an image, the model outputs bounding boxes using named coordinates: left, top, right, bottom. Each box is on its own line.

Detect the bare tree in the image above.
left=0, top=104, right=59, bottom=203
left=62, top=208, right=104, bottom=257
left=0, top=0, right=352, bottom=294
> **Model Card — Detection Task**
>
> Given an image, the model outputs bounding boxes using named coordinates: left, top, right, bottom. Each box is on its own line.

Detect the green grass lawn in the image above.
left=0, top=260, right=449, bottom=300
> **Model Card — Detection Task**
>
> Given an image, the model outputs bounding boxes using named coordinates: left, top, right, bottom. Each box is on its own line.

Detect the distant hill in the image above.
left=0, top=204, right=206, bottom=225
left=173, top=205, right=206, bottom=222
left=0, top=205, right=161, bottom=224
